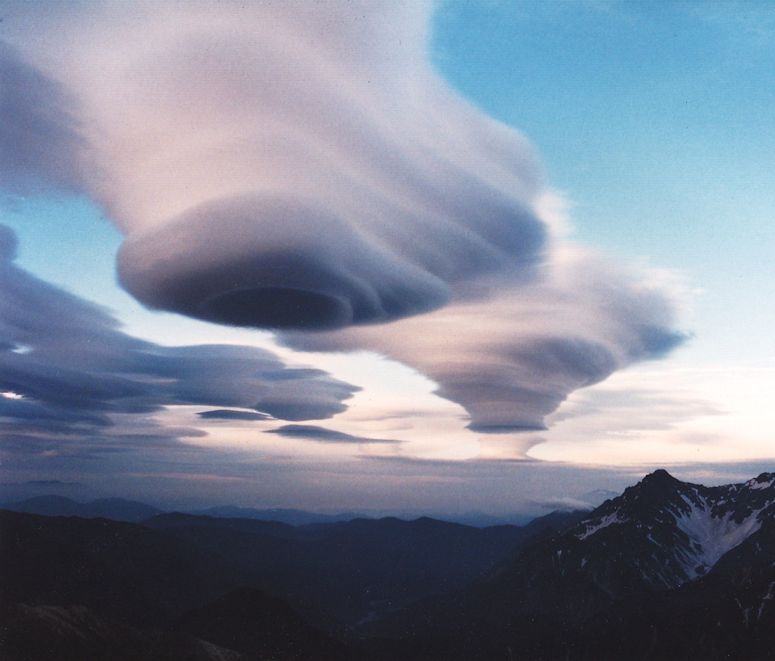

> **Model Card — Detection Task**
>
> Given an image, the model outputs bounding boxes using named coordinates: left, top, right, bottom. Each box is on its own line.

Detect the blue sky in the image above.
left=0, top=1, right=773, bottom=512
left=433, top=0, right=775, bottom=368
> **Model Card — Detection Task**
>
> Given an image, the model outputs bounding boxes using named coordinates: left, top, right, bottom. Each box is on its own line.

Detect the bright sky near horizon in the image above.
left=0, top=0, right=773, bottom=514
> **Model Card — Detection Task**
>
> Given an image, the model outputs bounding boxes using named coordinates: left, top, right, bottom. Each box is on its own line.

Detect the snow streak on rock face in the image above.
left=673, top=492, right=763, bottom=579
left=575, top=511, right=627, bottom=541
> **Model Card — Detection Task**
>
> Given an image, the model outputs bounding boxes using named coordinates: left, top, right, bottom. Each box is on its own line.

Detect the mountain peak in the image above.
left=641, top=468, right=679, bottom=486
left=745, top=472, right=775, bottom=490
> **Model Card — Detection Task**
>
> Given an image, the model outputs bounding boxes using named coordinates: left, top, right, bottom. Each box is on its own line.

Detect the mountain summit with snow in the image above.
left=371, top=469, right=775, bottom=659
left=570, top=469, right=775, bottom=587
left=487, top=469, right=775, bottom=606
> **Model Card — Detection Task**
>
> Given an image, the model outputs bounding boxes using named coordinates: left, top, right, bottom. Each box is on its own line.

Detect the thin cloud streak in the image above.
left=266, top=424, right=401, bottom=445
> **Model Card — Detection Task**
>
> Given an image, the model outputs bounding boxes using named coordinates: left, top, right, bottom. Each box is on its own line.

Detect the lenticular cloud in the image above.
left=1, top=0, right=546, bottom=330
left=286, top=247, right=686, bottom=432
left=0, top=0, right=687, bottom=434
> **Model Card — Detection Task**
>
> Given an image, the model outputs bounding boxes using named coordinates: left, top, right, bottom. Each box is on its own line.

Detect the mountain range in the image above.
left=1, top=470, right=772, bottom=660
left=0, top=495, right=542, bottom=527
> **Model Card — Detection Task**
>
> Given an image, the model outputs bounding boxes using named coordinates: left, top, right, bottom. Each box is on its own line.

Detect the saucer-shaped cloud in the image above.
left=116, top=195, right=451, bottom=329
left=197, top=410, right=271, bottom=422
left=1, top=1, right=546, bottom=330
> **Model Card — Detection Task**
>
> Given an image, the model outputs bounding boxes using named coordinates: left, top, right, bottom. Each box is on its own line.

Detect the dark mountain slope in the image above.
left=0, top=507, right=535, bottom=637
left=177, top=588, right=349, bottom=660
left=0, top=512, right=354, bottom=660
left=0, top=603, right=247, bottom=661
left=145, top=512, right=530, bottom=626
left=0, top=510, right=237, bottom=628
left=574, top=514, right=775, bottom=661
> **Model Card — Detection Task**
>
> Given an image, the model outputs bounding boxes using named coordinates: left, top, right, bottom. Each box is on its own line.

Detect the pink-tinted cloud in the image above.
left=0, top=1, right=686, bottom=436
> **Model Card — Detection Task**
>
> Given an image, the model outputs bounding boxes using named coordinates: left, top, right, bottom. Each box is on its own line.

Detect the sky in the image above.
left=0, top=0, right=773, bottom=516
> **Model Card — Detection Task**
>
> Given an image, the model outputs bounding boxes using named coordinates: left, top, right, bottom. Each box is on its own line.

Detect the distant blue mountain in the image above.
left=1, top=495, right=161, bottom=523
left=190, top=505, right=370, bottom=526
left=0, top=494, right=569, bottom=529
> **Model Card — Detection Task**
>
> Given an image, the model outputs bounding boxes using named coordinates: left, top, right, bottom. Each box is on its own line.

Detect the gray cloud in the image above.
left=0, top=41, right=84, bottom=193
left=548, top=385, right=721, bottom=432
left=197, top=410, right=271, bottom=421
left=266, top=424, right=400, bottom=445
left=0, top=226, right=359, bottom=465
left=528, top=489, right=620, bottom=512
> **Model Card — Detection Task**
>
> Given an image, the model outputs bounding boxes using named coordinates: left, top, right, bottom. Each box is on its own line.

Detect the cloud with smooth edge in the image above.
left=197, top=410, right=271, bottom=421
left=285, top=248, right=687, bottom=432
left=266, top=424, right=400, bottom=445
left=0, top=1, right=545, bottom=330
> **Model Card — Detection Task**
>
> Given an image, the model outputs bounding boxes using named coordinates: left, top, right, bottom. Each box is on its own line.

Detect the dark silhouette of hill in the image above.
left=176, top=588, right=349, bottom=660
left=192, top=505, right=370, bottom=525
left=0, top=511, right=236, bottom=628
left=0, top=603, right=247, bottom=661
left=143, top=512, right=532, bottom=626
left=0, top=507, right=543, bottom=655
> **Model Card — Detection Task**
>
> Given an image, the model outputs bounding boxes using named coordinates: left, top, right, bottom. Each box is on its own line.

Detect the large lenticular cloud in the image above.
left=1, top=0, right=546, bottom=329
left=0, top=0, right=686, bottom=434
left=0, top=41, right=84, bottom=194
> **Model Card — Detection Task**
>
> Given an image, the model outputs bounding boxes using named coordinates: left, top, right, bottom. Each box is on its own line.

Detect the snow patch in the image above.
left=675, top=494, right=762, bottom=578
left=757, top=581, right=775, bottom=621
left=576, top=511, right=627, bottom=540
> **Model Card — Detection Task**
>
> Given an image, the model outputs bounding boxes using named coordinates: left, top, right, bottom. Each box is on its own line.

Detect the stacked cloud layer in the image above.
left=1, top=0, right=545, bottom=329
left=0, top=0, right=686, bottom=436
left=286, top=247, right=685, bottom=432
left=0, top=225, right=358, bottom=464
